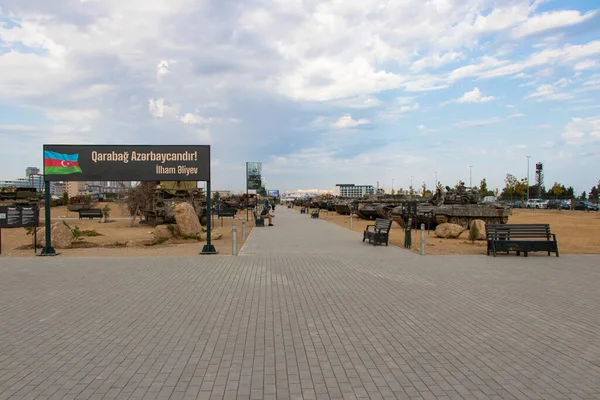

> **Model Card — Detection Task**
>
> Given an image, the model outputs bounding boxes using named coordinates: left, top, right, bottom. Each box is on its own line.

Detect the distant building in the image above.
left=25, top=167, right=40, bottom=177
left=334, top=184, right=375, bottom=198
left=50, top=182, right=66, bottom=198
left=0, top=176, right=44, bottom=192
left=65, top=182, right=87, bottom=198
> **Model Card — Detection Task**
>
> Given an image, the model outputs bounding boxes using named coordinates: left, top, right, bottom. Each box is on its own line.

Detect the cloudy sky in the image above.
left=1, top=0, right=599, bottom=193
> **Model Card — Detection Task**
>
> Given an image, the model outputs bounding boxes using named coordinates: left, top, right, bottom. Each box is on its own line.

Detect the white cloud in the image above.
left=526, top=84, right=573, bottom=101
left=512, top=10, right=597, bottom=38
left=411, top=51, right=463, bottom=72
left=455, top=87, right=495, bottom=103
left=454, top=113, right=524, bottom=128
left=333, top=114, right=371, bottom=129
left=574, top=60, right=597, bottom=71
left=562, top=117, right=600, bottom=145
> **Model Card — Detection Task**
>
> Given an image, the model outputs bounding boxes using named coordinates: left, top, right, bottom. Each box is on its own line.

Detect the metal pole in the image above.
left=419, top=223, right=426, bottom=255
left=232, top=223, right=238, bottom=256
left=40, top=180, right=55, bottom=256
left=241, top=219, right=246, bottom=242
left=435, top=172, right=438, bottom=188
left=201, top=180, right=217, bottom=254
left=526, top=156, right=531, bottom=201
left=469, top=165, right=473, bottom=187
left=349, top=213, right=353, bottom=230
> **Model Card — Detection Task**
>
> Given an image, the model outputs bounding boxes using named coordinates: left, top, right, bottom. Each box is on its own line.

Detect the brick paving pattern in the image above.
left=0, top=207, right=599, bottom=399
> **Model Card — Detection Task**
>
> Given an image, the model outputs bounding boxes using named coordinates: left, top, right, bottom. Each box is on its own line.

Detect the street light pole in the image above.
left=434, top=171, right=438, bottom=188
left=526, top=155, right=531, bottom=201
left=469, top=165, right=473, bottom=187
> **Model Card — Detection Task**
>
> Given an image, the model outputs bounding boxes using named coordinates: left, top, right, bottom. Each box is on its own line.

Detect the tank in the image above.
left=390, top=184, right=512, bottom=229
left=0, top=187, right=39, bottom=207
left=355, top=203, right=379, bottom=220
left=334, top=200, right=352, bottom=215
left=143, top=181, right=208, bottom=227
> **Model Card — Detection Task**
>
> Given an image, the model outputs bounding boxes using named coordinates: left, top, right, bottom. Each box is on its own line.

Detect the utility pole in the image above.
left=469, top=165, right=473, bottom=187
left=526, top=155, right=531, bottom=201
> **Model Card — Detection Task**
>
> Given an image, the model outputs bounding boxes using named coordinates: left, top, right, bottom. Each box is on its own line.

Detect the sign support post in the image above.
left=40, top=180, right=56, bottom=256
left=201, top=180, right=217, bottom=254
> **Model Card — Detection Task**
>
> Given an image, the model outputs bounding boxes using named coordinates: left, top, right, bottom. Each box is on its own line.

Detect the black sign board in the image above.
left=43, top=145, right=210, bottom=181
left=401, top=201, right=418, bottom=216
left=0, top=206, right=39, bottom=228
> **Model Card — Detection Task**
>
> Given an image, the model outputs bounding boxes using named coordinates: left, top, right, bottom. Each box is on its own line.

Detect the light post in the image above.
left=434, top=171, right=438, bottom=188
left=526, top=155, right=531, bottom=201
left=410, top=176, right=413, bottom=200
left=469, top=165, right=473, bottom=188
left=392, top=178, right=394, bottom=193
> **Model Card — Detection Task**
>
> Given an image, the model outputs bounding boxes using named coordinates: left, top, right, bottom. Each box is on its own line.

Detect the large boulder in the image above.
left=36, top=222, right=74, bottom=249
left=469, top=219, right=486, bottom=241
left=435, top=223, right=465, bottom=239
left=175, top=203, right=202, bottom=236
left=153, top=225, right=174, bottom=241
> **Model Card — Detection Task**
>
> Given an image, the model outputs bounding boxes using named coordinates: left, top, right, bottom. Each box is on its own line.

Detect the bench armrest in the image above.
left=365, top=224, right=375, bottom=230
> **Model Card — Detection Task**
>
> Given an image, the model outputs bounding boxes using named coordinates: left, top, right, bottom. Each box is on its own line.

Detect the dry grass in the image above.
left=307, top=206, right=600, bottom=255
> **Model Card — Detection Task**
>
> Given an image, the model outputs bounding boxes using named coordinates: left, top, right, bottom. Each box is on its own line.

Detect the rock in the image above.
left=211, top=231, right=223, bottom=240
left=153, top=225, right=174, bottom=241
left=35, top=222, right=74, bottom=249
left=175, top=203, right=202, bottom=236
left=100, top=216, right=106, bottom=223
left=434, top=223, right=465, bottom=239
left=469, top=219, right=486, bottom=241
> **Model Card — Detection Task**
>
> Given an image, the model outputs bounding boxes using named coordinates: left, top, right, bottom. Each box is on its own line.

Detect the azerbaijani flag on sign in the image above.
left=44, top=151, right=83, bottom=175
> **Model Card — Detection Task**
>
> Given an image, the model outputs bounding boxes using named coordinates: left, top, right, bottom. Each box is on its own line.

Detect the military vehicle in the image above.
left=390, top=183, right=512, bottom=229
left=143, top=181, right=208, bottom=227
left=334, top=200, right=353, bottom=215
left=0, top=187, right=39, bottom=207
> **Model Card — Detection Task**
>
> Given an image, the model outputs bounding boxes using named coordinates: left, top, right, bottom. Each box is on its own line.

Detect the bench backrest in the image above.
left=374, top=218, right=392, bottom=231
left=486, top=224, right=551, bottom=240
left=80, top=208, right=102, bottom=214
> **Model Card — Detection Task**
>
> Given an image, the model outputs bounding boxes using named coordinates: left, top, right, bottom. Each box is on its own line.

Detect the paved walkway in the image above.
left=0, top=207, right=599, bottom=400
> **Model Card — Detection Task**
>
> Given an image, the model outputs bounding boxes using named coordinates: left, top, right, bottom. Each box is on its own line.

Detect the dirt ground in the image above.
left=297, top=206, right=600, bottom=255
left=0, top=202, right=252, bottom=257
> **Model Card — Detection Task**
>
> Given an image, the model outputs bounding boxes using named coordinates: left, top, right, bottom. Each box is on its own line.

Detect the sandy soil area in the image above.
left=0, top=202, right=252, bottom=257
left=302, top=206, right=600, bottom=255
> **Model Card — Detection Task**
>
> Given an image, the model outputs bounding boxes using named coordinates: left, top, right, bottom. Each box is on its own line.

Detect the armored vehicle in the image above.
left=0, top=187, right=39, bottom=207
left=334, top=200, right=353, bottom=215
left=390, top=183, right=511, bottom=229
left=143, top=181, right=208, bottom=227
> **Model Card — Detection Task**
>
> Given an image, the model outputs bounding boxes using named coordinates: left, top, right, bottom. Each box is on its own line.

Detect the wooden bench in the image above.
left=486, top=224, right=559, bottom=257
left=253, top=211, right=265, bottom=227
left=300, top=207, right=307, bottom=214
left=311, top=208, right=320, bottom=219
left=78, top=208, right=103, bottom=219
left=363, top=218, right=392, bottom=246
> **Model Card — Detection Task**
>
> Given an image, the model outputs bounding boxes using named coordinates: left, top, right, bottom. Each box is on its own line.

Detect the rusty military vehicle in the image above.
left=0, top=187, right=39, bottom=207
left=390, top=183, right=511, bottom=229
left=142, top=181, right=208, bottom=227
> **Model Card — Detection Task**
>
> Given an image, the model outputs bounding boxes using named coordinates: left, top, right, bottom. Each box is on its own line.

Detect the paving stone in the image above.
left=1, top=208, right=599, bottom=399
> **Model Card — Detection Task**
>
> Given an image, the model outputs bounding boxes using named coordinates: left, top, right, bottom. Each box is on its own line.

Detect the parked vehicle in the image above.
left=547, top=200, right=571, bottom=210
left=526, top=199, right=549, bottom=209
left=574, top=201, right=599, bottom=211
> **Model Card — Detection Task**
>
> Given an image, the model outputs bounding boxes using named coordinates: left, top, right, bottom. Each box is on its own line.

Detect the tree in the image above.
left=580, top=191, right=587, bottom=200
left=212, top=191, right=220, bottom=202
left=479, top=178, right=488, bottom=196
left=565, top=186, right=575, bottom=199
left=390, top=189, right=395, bottom=195
left=61, top=192, right=69, bottom=206
left=549, top=182, right=564, bottom=198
